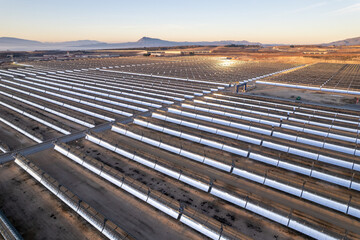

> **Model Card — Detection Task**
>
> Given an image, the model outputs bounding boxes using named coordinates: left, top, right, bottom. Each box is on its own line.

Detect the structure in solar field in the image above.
left=257, top=63, right=360, bottom=94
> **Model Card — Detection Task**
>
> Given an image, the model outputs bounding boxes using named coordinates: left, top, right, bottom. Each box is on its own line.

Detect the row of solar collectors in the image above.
left=80, top=120, right=356, bottom=239
left=265, top=63, right=360, bottom=91
left=3, top=65, right=196, bottom=118
left=10, top=67, right=221, bottom=99
left=264, top=63, right=346, bottom=87
left=122, top=110, right=360, bottom=237
left=201, top=94, right=360, bottom=137
left=0, top=65, right=223, bottom=152
left=52, top=143, right=244, bottom=240
left=28, top=57, right=298, bottom=83
left=14, top=156, right=135, bottom=240
left=324, top=64, right=360, bottom=90
left=90, top=62, right=299, bottom=84
left=188, top=94, right=360, bottom=139
left=0, top=86, right=86, bottom=152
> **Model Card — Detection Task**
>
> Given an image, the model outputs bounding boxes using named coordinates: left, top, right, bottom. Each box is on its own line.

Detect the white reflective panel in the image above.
left=82, top=161, right=102, bottom=175
left=331, top=125, right=357, bottom=133
left=353, top=163, right=360, bottom=172
left=245, top=202, right=289, bottom=226
left=237, top=134, right=261, bottom=145
left=323, top=143, right=355, bottom=155
left=210, top=188, right=246, bottom=208
left=181, top=111, right=197, bottom=118
left=146, top=198, right=179, bottom=219
left=180, top=215, right=220, bottom=240
left=111, top=126, right=127, bottom=135
left=200, top=139, right=223, bottom=149
left=311, top=171, right=350, bottom=188
left=154, top=165, right=180, bottom=179
left=179, top=175, right=209, bottom=192
left=216, top=129, right=237, bottom=139
left=163, top=128, right=181, bottom=137
left=301, top=191, right=347, bottom=213
left=288, top=148, right=318, bottom=160
left=168, top=108, right=182, bottom=114
left=264, top=179, right=302, bottom=197
left=54, top=145, right=70, bottom=157
left=85, top=135, right=101, bottom=145
left=289, top=118, right=308, bottom=124
left=181, top=132, right=201, bottom=142
left=125, top=131, right=142, bottom=141
left=159, top=142, right=181, bottom=154
left=352, top=182, right=360, bottom=191
left=317, top=155, right=353, bottom=169
left=134, top=118, right=150, bottom=128
left=348, top=207, right=360, bottom=218
left=181, top=121, right=198, bottom=129
left=142, top=137, right=161, bottom=147
left=262, top=141, right=289, bottom=152
left=250, top=126, right=271, bottom=135
left=100, top=172, right=122, bottom=188
left=328, top=133, right=356, bottom=143
left=99, top=141, right=116, bottom=152
left=167, top=117, right=182, bottom=125
left=297, top=137, right=324, bottom=147
left=0, top=117, right=42, bottom=143
left=180, top=151, right=204, bottom=163
left=260, top=120, right=280, bottom=127
left=148, top=123, right=165, bottom=132
left=272, top=132, right=297, bottom=141
left=197, top=125, right=218, bottom=134
left=197, top=115, right=212, bottom=121
left=278, top=161, right=311, bottom=176
left=232, top=168, right=264, bottom=183
left=222, top=145, right=248, bottom=157
left=122, top=184, right=148, bottom=201
left=249, top=153, right=278, bottom=165
left=229, top=122, right=249, bottom=130
left=133, top=155, right=156, bottom=169
left=203, top=158, right=231, bottom=172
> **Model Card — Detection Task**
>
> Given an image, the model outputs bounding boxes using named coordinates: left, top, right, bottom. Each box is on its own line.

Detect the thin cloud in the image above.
left=330, top=3, right=360, bottom=15
left=291, top=2, right=327, bottom=13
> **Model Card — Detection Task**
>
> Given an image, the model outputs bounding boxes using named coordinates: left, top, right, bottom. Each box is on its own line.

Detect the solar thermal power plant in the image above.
left=1, top=57, right=360, bottom=240
left=257, top=63, right=360, bottom=94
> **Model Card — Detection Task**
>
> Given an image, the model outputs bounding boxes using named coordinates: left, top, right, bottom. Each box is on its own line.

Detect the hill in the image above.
left=0, top=36, right=262, bottom=51
left=323, top=36, right=360, bottom=46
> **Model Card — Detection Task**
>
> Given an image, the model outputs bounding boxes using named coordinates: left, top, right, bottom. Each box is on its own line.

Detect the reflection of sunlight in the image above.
left=219, top=59, right=235, bottom=67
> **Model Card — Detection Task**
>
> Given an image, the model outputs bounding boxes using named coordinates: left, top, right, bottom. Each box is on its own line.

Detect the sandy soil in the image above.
left=245, top=84, right=358, bottom=106
left=0, top=162, right=105, bottom=240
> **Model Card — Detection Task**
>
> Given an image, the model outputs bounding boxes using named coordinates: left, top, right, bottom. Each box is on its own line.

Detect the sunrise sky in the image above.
left=1, top=0, right=359, bottom=44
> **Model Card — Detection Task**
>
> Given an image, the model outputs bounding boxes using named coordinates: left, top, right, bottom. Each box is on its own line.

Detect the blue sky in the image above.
left=1, top=0, right=359, bottom=44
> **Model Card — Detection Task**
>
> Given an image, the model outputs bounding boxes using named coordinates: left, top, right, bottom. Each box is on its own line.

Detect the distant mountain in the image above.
left=74, top=37, right=262, bottom=49
left=0, top=36, right=262, bottom=51
left=323, top=36, right=360, bottom=46
left=0, top=37, right=105, bottom=51
left=0, top=37, right=43, bottom=49
left=0, top=37, right=42, bottom=45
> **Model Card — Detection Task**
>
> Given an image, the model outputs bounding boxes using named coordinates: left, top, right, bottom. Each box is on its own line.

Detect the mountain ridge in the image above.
left=0, top=36, right=262, bottom=51
left=323, top=36, right=360, bottom=46
left=1, top=36, right=359, bottom=51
